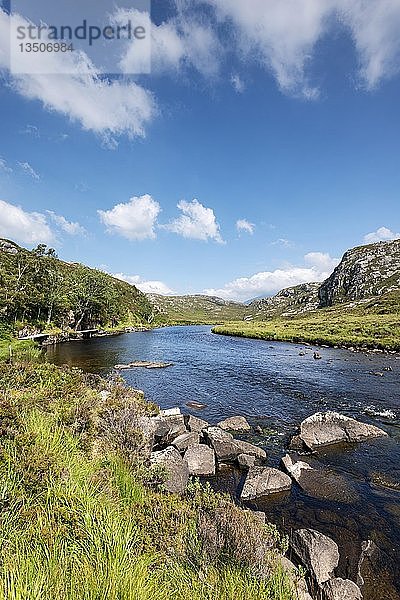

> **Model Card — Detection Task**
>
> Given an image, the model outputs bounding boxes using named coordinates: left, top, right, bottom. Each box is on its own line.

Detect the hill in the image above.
left=0, top=239, right=154, bottom=334
left=247, top=283, right=320, bottom=319
left=149, top=293, right=246, bottom=324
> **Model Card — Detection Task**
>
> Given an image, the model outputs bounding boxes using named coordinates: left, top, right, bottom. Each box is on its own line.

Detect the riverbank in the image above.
left=212, top=308, right=400, bottom=352
left=0, top=360, right=295, bottom=600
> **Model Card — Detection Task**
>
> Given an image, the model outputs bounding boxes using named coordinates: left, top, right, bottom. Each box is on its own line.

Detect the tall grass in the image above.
left=0, top=363, right=294, bottom=600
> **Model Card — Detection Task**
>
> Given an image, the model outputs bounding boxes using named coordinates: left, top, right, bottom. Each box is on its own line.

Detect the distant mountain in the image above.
left=148, top=294, right=246, bottom=324
left=246, top=282, right=320, bottom=319
left=319, top=239, right=400, bottom=307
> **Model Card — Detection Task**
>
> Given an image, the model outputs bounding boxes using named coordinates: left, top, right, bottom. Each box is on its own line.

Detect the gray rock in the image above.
left=152, top=414, right=187, bottom=444
left=234, top=439, right=267, bottom=459
left=160, top=407, right=181, bottom=417
left=205, top=427, right=241, bottom=461
left=279, top=557, right=313, bottom=600
left=237, top=453, right=256, bottom=469
left=321, top=578, right=362, bottom=600
left=299, top=411, right=387, bottom=450
left=217, top=416, right=251, bottom=432
left=150, top=446, right=189, bottom=494
left=291, top=528, right=339, bottom=585
left=241, top=467, right=292, bottom=500
left=185, top=443, right=216, bottom=476
left=172, top=432, right=200, bottom=451
left=281, top=454, right=358, bottom=503
left=136, top=415, right=156, bottom=459
left=185, top=414, right=209, bottom=433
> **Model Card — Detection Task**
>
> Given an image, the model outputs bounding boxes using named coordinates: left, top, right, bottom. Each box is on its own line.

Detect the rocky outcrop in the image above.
left=185, top=444, right=216, bottom=476
left=150, top=446, right=189, bottom=494
left=299, top=412, right=387, bottom=450
left=319, top=239, right=400, bottom=307
left=217, top=416, right=251, bottom=432
left=291, top=529, right=340, bottom=585
left=321, top=578, right=362, bottom=600
left=247, top=282, right=320, bottom=319
left=281, top=454, right=358, bottom=503
left=240, top=467, right=291, bottom=500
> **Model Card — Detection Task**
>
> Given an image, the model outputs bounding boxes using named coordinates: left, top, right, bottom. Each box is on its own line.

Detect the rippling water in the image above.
left=47, top=326, right=400, bottom=599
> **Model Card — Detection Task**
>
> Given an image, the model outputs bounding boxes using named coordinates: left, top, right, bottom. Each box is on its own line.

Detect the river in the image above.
left=47, top=325, right=400, bottom=599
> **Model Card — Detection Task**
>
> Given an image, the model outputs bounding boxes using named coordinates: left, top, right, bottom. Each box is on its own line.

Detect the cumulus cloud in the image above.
left=164, top=199, right=224, bottom=243
left=18, top=161, right=40, bottom=180
left=98, top=195, right=161, bottom=241
left=0, top=199, right=54, bottom=244
left=363, top=226, right=400, bottom=244
left=47, top=211, right=86, bottom=236
left=0, top=9, right=156, bottom=145
left=204, top=251, right=339, bottom=301
left=113, top=273, right=174, bottom=295
left=236, top=219, right=255, bottom=234
left=199, top=0, right=400, bottom=95
left=0, top=158, right=12, bottom=173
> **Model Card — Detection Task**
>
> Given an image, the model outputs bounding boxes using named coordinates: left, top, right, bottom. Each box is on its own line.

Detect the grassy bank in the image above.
left=0, top=361, right=294, bottom=600
left=212, top=300, right=400, bottom=351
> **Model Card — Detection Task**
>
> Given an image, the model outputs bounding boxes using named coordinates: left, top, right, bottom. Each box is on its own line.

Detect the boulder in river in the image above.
left=281, top=454, right=358, bottom=503
left=114, top=361, right=173, bottom=370
left=172, top=432, right=200, bottom=451
left=290, top=528, right=339, bottom=585
left=150, top=446, right=189, bottom=494
left=185, top=414, right=209, bottom=433
left=321, top=578, right=362, bottom=600
left=299, top=411, right=388, bottom=450
left=205, top=427, right=242, bottom=461
left=234, top=439, right=267, bottom=459
left=185, top=443, right=216, bottom=476
left=217, top=416, right=251, bottom=432
left=240, top=467, right=292, bottom=500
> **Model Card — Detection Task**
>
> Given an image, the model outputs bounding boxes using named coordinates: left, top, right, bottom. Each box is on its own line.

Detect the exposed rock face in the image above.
left=321, top=578, right=362, bottom=600
left=247, top=282, right=321, bottom=319
left=237, top=453, right=256, bottom=469
left=185, top=444, right=216, bottom=476
left=205, top=427, right=242, bottom=461
left=299, top=412, right=387, bottom=450
left=217, top=416, right=251, bottom=432
left=185, top=415, right=209, bottom=433
left=152, top=414, right=187, bottom=445
left=281, top=454, right=358, bottom=503
left=290, top=529, right=339, bottom=585
left=319, top=239, right=400, bottom=307
left=172, top=432, right=200, bottom=451
left=240, top=467, right=291, bottom=500
left=234, top=439, right=267, bottom=459
left=150, top=446, right=189, bottom=494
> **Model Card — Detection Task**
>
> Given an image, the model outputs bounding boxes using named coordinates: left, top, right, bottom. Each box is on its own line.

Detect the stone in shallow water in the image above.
left=290, top=528, right=339, bottom=585
left=240, top=467, right=291, bottom=500
left=281, top=454, right=358, bottom=503
left=150, top=446, right=189, bottom=494
left=321, top=577, right=362, bottom=600
left=185, top=443, right=216, bottom=476
left=217, top=416, right=251, bottom=432
left=299, top=411, right=387, bottom=450
left=234, top=439, right=267, bottom=459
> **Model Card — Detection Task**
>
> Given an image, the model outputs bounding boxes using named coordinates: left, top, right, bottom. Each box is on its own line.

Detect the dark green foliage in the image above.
left=0, top=238, right=154, bottom=331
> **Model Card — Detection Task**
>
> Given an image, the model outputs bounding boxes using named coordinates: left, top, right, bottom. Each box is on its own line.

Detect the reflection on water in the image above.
left=47, top=326, right=400, bottom=599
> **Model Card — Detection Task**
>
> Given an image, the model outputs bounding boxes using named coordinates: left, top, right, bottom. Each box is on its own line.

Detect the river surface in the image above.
left=47, top=325, right=400, bottom=599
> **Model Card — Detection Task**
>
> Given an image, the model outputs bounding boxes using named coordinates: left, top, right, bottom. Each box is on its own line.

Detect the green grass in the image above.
left=213, top=296, right=400, bottom=350
left=0, top=362, right=294, bottom=600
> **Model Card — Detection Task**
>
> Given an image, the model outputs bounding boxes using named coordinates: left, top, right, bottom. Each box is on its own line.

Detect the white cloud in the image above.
left=204, top=251, right=339, bottom=301
left=0, top=158, right=12, bottom=173
left=21, top=124, right=40, bottom=137
left=113, top=273, right=174, bottom=295
left=18, top=161, right=40, bottom=180
left=363, top=226, right=400, bottom=244
left=231, top=74, right=245, bottom=93
left=98, top=194, right=161, bottom=241
left=271, top=238, right=294, bottom=248
left=236, top=219, right=255, bottom=234
left=0, top=199, right=54, bottom=244
left=0, top=9, right=156, bottom=145
left=200, top=0, right=400, bottom=95
left=164, top=199, right=224, bottom=243
left=47, top=211, right=86, bottom=236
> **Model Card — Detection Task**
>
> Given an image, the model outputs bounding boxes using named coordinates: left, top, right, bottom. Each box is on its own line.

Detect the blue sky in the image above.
left=0, top=0, right=399, bottom=300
